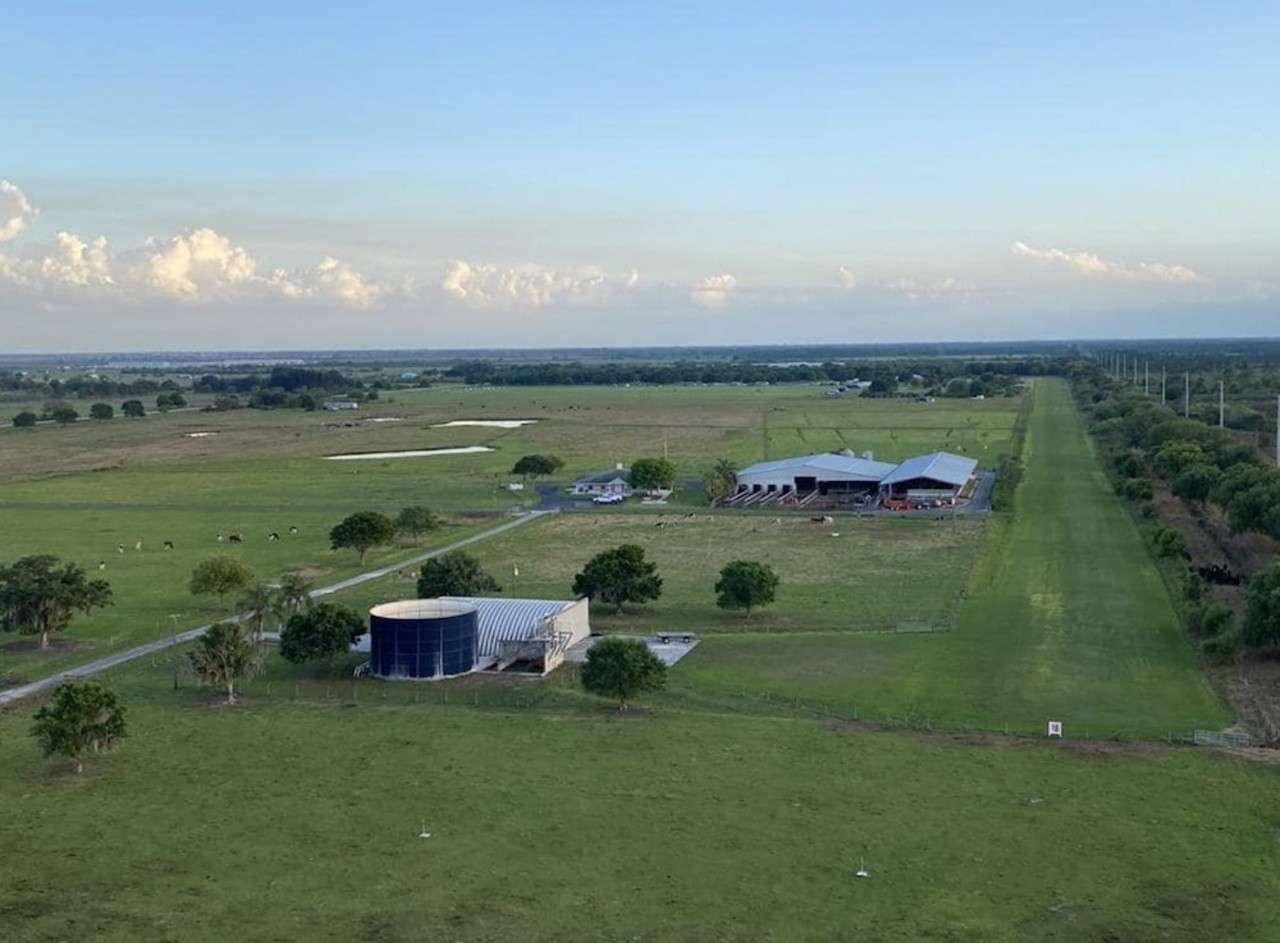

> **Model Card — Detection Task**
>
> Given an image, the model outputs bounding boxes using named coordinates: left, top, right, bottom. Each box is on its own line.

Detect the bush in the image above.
left=1119, top=477, right=1154, bottom=502
left=1144, top=525, right=1187, bottom=560
left=1201, top=630, right=1240, bottom=663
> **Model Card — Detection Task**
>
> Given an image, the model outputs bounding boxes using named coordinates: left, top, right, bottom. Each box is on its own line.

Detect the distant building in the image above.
left=322, top=399, right=360, bottom=411
left=572, top=463, right=632, bottom=496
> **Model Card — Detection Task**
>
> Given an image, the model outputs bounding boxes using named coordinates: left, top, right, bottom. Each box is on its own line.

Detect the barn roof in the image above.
left=879, top=451, right=978, bottom=488
left=439, top=596, right=576, bottom=657
left=737, top=452, right=897, bottom=482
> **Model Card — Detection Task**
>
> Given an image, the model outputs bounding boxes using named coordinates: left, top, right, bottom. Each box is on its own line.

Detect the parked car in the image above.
left=593, top=493, right=624, bottom=505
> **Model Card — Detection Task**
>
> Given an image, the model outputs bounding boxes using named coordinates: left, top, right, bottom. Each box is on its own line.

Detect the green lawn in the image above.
left=677, top=379, right=1229, bottom=737
left=2, top=659, right=1277, bottom=943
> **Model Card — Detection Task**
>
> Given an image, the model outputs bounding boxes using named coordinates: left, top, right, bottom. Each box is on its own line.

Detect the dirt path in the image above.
left=0, top=510, right=554, bottom=708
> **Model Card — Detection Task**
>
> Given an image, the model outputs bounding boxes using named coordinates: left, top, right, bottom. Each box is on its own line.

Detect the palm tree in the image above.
left=236, top=582, right=282, bottom=642
left=276, top=572, right=314, bottom=620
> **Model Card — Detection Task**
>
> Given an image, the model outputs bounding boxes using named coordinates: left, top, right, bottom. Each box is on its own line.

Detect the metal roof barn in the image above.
left=878, top=451, right=978, bottom=493
left=735, top=450, right=896, bottom=496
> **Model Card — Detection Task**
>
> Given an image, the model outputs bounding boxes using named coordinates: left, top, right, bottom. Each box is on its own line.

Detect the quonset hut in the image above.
left=364, top=597, right=589, bottom=680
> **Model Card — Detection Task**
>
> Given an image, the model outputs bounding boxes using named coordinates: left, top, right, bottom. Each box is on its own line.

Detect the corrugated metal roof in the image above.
left=438, top=596, right=575, bottom=656
left=879, top=451, right=978, bottom=487
left=737, top=452, right=897, bottom=482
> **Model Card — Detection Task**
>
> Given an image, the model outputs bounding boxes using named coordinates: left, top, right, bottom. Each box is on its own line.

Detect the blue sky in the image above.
left=2, top=1, right=1277, bottom=351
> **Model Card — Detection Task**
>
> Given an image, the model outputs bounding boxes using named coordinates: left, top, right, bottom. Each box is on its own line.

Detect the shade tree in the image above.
left=330, top=511, right=396, bottom=564
left=189, top=621, right=262, bottom=704
left=714, top=560, right=780, bottom=618
left=417, top=551, right=501, bottom=598
left=0, top=555, right=113, bottom=650
left=571, top=544, right=662, bottom=614
left=189, top=556, right=255, bottom=605
left=279, top=601, right=366, bottom=665
left=30, top=681, right=127, bottom=774
left=579, top=636, right=667, bottom=710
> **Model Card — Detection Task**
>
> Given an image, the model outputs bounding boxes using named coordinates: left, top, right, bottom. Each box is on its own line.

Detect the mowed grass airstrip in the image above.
left=2, top=378, right=1276, bottom=942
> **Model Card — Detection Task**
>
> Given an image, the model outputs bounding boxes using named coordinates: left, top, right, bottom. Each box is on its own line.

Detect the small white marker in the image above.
left=419, top=821, right=431, bottom=839
left=856, top=858, right=869, bottom=878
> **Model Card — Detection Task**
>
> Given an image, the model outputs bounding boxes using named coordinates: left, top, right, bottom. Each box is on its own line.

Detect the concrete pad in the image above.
left=564, top=634, right=700, bottom=667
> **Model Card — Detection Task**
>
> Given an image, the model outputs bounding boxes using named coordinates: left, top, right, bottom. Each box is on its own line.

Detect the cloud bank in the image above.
left=1011, top=241, right=1199, bottom=284
left=0, top=183, right=382, bottom=307
left=441, top=260, right=639, bottom=308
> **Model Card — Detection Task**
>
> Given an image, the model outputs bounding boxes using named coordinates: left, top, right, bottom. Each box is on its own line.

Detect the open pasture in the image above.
left=2, top=382, right=1020, bottom=486
left=0, top=504, right=498, bottom=684
left=2, top=659, right=1278, bottom=943
left=423, top=510, right=984, bottom=636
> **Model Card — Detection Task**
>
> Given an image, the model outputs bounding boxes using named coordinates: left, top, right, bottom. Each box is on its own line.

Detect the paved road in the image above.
left=0, top=510, right=555, bottom=708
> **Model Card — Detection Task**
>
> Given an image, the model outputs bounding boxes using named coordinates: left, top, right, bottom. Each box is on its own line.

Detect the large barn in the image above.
left=734, top=449, right=897, bottom=498
left=877, top=451, right=978, bottom=499
left=732, top=449, right=978, bottom=505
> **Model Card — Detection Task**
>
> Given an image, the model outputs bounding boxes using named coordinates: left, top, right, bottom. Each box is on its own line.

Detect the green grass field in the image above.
left=2, top=658, right=1278, bottom=943
left=1, top=384, right=1016, bottom=685
left=675, top=380, right=1229, bottom=737
left=2, top=376, right=1272, bottom=941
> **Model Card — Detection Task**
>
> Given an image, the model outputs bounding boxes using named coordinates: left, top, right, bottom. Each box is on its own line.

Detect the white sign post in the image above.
left=1046, top=720, right=1063, bottom=738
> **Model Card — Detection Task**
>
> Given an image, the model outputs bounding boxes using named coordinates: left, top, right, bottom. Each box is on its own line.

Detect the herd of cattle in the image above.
left=103, top=525, right=299, bottom=565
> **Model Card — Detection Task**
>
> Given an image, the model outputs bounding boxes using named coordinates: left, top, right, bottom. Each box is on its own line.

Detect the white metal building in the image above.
left=734, top=449, right=896, bottom=498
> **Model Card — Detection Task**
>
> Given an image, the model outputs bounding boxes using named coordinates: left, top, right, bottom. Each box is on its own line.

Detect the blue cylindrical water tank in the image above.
left=368, top=600, right=479, bottom=679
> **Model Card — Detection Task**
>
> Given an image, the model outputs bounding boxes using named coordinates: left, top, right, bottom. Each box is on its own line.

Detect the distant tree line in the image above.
left=443, top=358, right=1045, bottom=391
left=0, top=372, right=183, bottom=398
left=191, top=366, right=366, bottom=411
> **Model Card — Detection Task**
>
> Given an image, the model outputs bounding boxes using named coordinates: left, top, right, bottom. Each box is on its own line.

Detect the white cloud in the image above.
left=0, top=179, right=37, bottom=242
left=440, top=260, right=636, bottom=307
left=691, top=273, right=737, bottom=308
left=836, top=265, right=858, bottom=289
left=1011, top=240, right=1199, bottom=284
left=1, top=223, right=383, bottom=308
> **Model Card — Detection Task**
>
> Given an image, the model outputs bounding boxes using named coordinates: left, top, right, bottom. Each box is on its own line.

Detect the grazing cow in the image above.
left=267, top=532, right=280, bottom=542
left=216, top=533, right=223, bottom=542
left=227, top=532, right=244, bottom=544
left=135, top=540, right=143, bottom=551
left=98, top=561, right=106, bottom=570
left=288, top=525, right=298, bottom=535
left=163, top=540, right=174, bottom=550
left=117, top=544, right=125, bottom=554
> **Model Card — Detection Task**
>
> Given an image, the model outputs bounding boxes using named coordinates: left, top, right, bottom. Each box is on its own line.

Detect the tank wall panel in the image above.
left=370, top=608, right=478, bottom=678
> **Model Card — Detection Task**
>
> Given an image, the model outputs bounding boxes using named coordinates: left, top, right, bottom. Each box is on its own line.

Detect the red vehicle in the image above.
left=881, top=497, right=911, bottom=511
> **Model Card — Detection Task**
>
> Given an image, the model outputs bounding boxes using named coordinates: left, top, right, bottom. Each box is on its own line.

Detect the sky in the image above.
left=2, top=1, right=1278, bottom=352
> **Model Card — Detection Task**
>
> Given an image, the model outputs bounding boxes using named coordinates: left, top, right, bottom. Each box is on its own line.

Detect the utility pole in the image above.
left=1184, top=373, right=1190, bottom=419
left=1275, top=394, right=1279, bottom=468
left=1160, top=366, right=1166, bottom=405
left=1219, top=380, right=1225, bottom=428
left=1144, top=361, right=1149, bottom=396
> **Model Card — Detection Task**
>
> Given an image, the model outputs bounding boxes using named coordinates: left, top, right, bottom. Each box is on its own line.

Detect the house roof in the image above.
left=574, top=469, right=629, bottom=484
left=879, top=451, right=978, bottom=488
left=439, top=596, right=576, bottom=657
left=737, top=452, right=897, bottom=483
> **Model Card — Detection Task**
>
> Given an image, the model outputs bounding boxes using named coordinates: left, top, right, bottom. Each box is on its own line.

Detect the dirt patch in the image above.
left=2, top=637, right=92, bottom=655
left=825, top=717, right=1169, bottom=756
